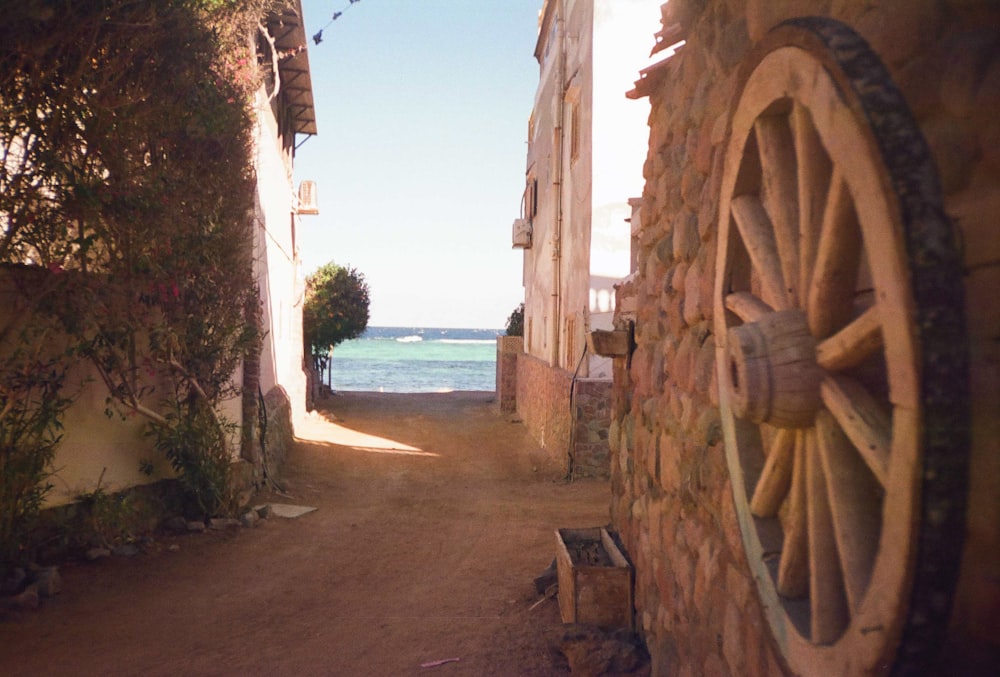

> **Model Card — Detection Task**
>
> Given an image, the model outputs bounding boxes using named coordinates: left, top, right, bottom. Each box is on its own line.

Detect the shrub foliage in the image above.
left=0, top=0, right=280, bottom=571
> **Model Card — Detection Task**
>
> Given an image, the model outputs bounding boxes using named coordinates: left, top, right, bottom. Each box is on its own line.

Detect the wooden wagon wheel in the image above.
left=713, top=18, right=969, bottom=676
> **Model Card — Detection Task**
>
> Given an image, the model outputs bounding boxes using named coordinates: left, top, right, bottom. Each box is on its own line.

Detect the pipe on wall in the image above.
left=550, top=0, right=566, bottom=369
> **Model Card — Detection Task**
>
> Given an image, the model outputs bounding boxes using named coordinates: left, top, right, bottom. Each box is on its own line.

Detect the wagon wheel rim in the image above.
left=713, top=18, right=969, bottom=675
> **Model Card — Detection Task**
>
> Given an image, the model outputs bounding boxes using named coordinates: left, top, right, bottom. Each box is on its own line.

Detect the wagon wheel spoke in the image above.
left=806, top=427, right=849, bottom=643
left=731, top=195, right=791, bottom=311
left=816, top=410, right=881, bottom=612
left=820, top=375, right=890, bottom=486
left=815, top=305, right=882, bottom=371
left=725, top=291, right=773, bottom=323
left=756, top=115, right=800, bottom=307
left=777, top=431, right=808, bottom=598
left=807, top=169, right=862, bottom=339
left=793, top=102, right=831, bottom=302
left=750, top=427, right=795, bottom=517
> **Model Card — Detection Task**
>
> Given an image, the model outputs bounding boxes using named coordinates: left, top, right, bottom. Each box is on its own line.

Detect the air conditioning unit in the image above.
left=512, top=218, right=532, bottom=248
left=297, top=180, right=319, bottom=215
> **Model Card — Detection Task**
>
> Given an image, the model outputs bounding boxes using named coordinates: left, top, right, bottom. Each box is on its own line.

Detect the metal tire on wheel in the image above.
left=713, top=17, right=969, bottom=676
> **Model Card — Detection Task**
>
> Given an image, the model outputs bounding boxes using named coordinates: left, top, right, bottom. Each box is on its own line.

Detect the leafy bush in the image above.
left=0, top=0, right=278, bottom=524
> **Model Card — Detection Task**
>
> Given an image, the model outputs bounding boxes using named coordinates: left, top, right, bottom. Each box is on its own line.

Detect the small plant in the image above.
left=505, top=303, right=525, bottom=337
left=148, top=400, right=239, bottom=518
left=76, top=473, right=137, bottom=550
left=0, top=329, right=72, bottom=581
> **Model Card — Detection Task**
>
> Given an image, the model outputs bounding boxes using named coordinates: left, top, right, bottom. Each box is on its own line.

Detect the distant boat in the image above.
left=396, top=335, right=423, bottom=343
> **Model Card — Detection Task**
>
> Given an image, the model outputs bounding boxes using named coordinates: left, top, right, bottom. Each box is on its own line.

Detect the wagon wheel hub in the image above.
left=726, top=310, right=822, bottom=428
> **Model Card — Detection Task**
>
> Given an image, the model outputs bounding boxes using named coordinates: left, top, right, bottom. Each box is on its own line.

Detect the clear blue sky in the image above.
left=294, top=0, right=543, bottom=329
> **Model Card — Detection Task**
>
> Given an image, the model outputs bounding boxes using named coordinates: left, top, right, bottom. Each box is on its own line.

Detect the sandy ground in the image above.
left=0, top=391, right=612, bottom=676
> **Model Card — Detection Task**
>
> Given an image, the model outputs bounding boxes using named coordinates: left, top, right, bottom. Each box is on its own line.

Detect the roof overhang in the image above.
left=267, top=0, right=317, bottom=136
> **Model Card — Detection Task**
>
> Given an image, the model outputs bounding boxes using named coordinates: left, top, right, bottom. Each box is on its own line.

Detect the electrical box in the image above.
left=512, top=218, right=532, bottom=248
left=297, top=180, right=319, bottom=215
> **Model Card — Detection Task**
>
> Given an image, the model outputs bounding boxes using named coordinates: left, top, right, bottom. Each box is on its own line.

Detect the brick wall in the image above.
left=516, top=351, right=573, bottom=474
left=611, top=1, right=1000, bottom=674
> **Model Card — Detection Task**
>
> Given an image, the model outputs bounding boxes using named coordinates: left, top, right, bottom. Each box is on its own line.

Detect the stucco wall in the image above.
left=523, top=0, right=595, bottom=370
left=0, top=270, right=177, bottom=507
left=611, top=1, right=1000, bottom=674
left=496, top=336, right=522, bottom=415
left=46, top=364, right=176, bottom=507
left=254, top=88, right=307, bottom=426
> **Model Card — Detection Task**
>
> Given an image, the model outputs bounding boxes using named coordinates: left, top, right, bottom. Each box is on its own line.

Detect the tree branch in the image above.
left=90, top=355, right=169, bottom=426
left=258, top=23, right=280, bottom=102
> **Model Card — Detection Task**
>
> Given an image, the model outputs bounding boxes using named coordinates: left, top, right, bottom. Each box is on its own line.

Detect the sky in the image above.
left=293, top=0, right=544, bottom=329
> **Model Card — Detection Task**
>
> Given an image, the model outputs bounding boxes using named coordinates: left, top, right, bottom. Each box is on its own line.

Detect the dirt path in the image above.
left=0, top=392, right=611, bottom=676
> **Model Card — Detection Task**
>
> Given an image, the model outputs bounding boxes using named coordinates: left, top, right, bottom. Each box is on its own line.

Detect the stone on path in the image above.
left=33, top=567, right=61, bottom=597
left=259, top=504, right=316, bottom=519
left=86, top=548, right=112, bottom=561
left=113, top=544, right=140, bottom=558
left=163, top=516, right=187, bottom=534
left=239, top=510, right=258, bottom=528
left=208, top=518, right=240, bottom=530
left=558, top=626, right=650, bottom=677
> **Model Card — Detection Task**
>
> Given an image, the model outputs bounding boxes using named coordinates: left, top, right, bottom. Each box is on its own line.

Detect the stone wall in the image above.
left=261, top=385, right=293, bottom=480
left=516, top=351, right=573, bottom=474
left=571, top=378, right=613, bottom=478
left=610, top=1, right=1000, bottom=675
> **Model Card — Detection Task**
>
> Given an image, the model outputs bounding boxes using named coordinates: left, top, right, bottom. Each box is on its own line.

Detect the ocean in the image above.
left=327, top=327, right=502, bottom=393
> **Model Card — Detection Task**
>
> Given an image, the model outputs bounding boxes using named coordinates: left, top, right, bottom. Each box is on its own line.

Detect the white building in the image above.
left=512, top=0, right=660, bottom=473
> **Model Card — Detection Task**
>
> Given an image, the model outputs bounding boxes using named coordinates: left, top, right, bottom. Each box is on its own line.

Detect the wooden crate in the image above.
left=555, top=527, right=633, bottom=628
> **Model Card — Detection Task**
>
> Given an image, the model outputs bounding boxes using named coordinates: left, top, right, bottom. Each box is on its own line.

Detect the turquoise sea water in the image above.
left=327, top=327, right=501, bottom=393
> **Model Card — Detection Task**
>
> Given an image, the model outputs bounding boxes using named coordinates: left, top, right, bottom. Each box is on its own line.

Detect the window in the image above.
left=524, top=175, right=538, bottom=221
left=564, top=83, right=581, bottom=164
left=565, top=316, right=579, bottom=371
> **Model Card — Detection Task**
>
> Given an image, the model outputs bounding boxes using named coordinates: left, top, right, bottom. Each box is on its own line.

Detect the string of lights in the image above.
left=312, top=0, right=362, bottom=44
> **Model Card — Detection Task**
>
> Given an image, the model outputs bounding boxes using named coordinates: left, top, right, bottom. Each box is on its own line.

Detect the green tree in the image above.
left=303, top=263, right=371, bottom=378
left=505, top=303, right=524, bottom=337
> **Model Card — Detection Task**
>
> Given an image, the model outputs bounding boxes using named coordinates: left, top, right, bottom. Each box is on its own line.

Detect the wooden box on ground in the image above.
left=555, top=527, right=633, bottom=628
